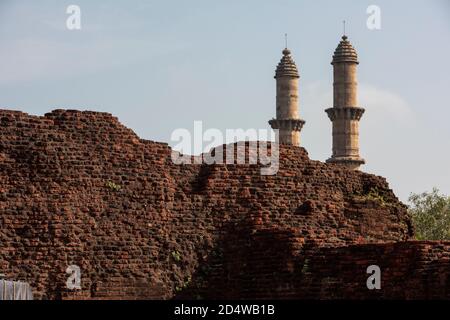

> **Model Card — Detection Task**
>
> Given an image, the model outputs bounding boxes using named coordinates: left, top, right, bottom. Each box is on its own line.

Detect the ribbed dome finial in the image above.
left=332, top=35, right=358, bottom=65
left=275, top=47, right=299, bottom=78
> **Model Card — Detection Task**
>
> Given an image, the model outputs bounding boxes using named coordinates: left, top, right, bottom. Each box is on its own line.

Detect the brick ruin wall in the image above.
left=0, top=109, right=448, bottom=299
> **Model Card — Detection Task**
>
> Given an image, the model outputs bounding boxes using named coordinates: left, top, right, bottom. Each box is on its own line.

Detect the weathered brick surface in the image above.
left=178, top=221, right=450, bottom=299
left=0, top=109, right=446, bottom=300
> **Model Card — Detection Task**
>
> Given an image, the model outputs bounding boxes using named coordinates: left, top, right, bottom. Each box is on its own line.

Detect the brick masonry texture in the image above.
left=0, top=109, right=448, bottom=299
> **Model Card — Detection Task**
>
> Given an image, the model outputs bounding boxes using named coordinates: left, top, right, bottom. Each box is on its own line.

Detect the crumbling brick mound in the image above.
left=0, top=109, right=422, bottom=299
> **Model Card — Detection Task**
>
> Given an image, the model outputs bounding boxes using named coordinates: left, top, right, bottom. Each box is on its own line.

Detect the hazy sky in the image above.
left=0, top=0, right=449, bottom=202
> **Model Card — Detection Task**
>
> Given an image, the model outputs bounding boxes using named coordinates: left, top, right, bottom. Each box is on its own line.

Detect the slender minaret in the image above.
left=325, top=34, right=365, bottom=170
left=269, top=44, right=305, bottom=146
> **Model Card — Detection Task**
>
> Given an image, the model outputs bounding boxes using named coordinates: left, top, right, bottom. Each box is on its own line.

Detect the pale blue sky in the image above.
left=0, top=0, right=449, bottom=202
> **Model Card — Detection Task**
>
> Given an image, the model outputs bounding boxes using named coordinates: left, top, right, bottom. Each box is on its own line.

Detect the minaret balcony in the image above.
left=268, top=118, right=305, bottom=131
left=325, top=106, right=365, bottom=121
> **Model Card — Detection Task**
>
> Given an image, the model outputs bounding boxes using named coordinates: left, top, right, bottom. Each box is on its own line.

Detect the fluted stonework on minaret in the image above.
left=325, top=35, right=365, bottom=170
left=269, top=48, right=305, bottom=146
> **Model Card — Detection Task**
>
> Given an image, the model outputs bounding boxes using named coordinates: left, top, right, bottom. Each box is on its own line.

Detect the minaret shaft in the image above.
left=276, top=77, right=299, bottom=119
left=333, top=63, right=358, bottom=107
left=331, top=118, right=360, bottom=157
left=326, top=35, right=365, bottom=170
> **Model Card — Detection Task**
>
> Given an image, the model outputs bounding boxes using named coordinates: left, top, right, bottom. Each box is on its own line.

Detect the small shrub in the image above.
left=171, top=250, right=181, bottom=262
left=106, top=181, right=121, bottom=191
left=365, top=188, right=387, bottom=206
left=353, top=188, right=387, bottom=206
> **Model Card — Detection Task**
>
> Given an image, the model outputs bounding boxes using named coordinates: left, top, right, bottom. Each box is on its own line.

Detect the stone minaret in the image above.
left=269, top=48, right=305, bottom=145
left=325, top=35, right=365, bottom=170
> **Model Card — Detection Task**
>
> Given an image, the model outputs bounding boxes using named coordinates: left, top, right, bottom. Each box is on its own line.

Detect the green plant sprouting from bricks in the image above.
left=106, top=181, right=121, bottom=192
left=301, top=258, right=310, bottom=274
left=171, top=250, right=182, bottom=262
left=353, top=188, right=388, bottom=207
left=365, top=188, right=387, bottom=206
left=175, top=276, right=192, bottom=293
